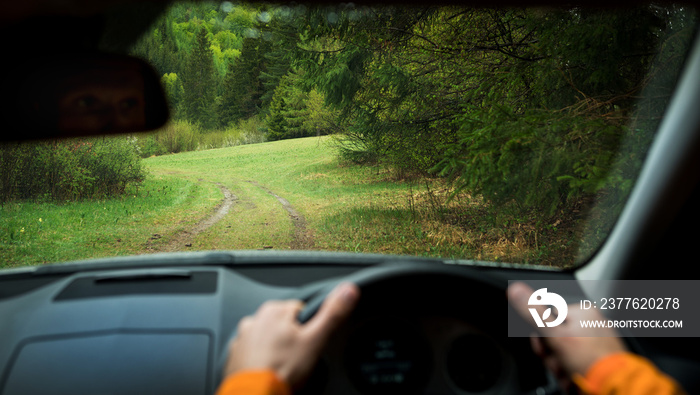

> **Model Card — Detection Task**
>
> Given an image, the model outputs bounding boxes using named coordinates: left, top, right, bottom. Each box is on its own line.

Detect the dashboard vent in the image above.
left=53, top=270, right=217, bottom=301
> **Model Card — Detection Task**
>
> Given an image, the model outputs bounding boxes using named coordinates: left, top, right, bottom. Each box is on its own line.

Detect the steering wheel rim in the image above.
left=296, top=262, right=504, bottom=323
left=294, top=262, right=561, bottom=395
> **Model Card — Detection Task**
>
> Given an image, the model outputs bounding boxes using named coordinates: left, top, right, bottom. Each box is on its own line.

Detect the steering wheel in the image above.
left=292, top=262, right=560, bottom=395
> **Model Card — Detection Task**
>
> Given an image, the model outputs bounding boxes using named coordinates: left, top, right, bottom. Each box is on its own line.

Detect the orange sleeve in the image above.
left=572, top=352, right=686, bottom=395
left=215, top=370, right=291, bottom=395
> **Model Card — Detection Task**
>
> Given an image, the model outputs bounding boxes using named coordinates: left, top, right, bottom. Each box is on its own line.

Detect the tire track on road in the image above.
left=151, top=183, right=237, bottom=252
left=247, top=181, right=315, bottom=250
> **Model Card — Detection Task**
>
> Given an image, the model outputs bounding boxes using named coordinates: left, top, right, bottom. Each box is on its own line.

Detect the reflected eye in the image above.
left=74, top=95, right=99, bottom=109
left=120, top=97, right=140, bottom=110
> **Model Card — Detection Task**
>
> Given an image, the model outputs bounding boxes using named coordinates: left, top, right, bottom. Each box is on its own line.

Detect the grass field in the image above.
left=1, top=136, right=582, bottom=268
left=0, top=176, right=220, bottom=267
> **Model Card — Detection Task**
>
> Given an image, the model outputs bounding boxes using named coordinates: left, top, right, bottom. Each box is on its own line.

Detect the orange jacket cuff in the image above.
left=573, top=352, right=684, bottom=395
left=215, top=370, right=291, bottom=395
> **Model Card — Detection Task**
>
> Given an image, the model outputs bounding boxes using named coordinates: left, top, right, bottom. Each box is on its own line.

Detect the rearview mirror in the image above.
left=3, top=54, right=169, bottom=141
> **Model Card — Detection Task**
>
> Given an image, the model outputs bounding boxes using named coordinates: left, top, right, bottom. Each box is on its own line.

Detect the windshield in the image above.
left=0, top=3, right=697, bottom=269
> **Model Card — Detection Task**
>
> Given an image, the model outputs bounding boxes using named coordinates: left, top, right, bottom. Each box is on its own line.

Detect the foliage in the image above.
left=436, top=108, right=622, bottom=215
left=433, top=7, right=695, bottom=214
left=131, top=3, right=693, bottom=216
left=137, top=120, right=201, bottom=156
left=199, top=116, right=268, bottom=149
left=297, top=5, right=695, bottom=214
left=211, top=30, right=242, bottom=78
left=218, top=37, right=272, bottom=126
left=131, top=2, right=258, bottom=128
left=266, top=71, right=339, bottom=141
left=161, top=72, right=185, bottom=118
left=0, top=138, right=145, bottom=202
left=131, top=2, right=341, bottom=133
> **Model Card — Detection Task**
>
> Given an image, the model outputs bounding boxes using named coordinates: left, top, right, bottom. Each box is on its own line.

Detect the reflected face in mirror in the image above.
left=9, top=54, right=169, bottom=141
left=56, top=68, right=146, bottom=133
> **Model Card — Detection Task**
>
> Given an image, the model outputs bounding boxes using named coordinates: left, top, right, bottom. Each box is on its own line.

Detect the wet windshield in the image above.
left=0, top=3, right=696, bottom=268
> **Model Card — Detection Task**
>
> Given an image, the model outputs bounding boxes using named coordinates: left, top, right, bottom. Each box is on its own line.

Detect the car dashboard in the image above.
left=0, top=251, right=558, bottom=395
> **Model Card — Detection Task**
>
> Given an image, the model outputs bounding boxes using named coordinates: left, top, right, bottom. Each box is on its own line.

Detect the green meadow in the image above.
left=1, top=136, right=580, bottom=268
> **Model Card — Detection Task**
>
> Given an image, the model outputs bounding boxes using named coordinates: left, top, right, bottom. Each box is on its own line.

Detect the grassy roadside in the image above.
left=0, top=175, right=220, bottom=268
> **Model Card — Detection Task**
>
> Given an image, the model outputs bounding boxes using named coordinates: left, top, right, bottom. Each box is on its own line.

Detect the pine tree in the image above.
left=218, top=37, right=271, bottom=127
left=258, top=14, right=297, bottom=109
left=266, top=82, right=288, bottom=140
left=259, top=47, right=291, bottom=110
left=182, top=27, right=216, bottom=129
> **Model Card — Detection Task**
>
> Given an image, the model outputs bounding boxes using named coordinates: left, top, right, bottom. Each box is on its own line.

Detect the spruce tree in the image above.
left=182, top=27, right=216, bottom=129
left=266, top=82, right=288, bottom=140
left=218, top=37, right=271, bottom=126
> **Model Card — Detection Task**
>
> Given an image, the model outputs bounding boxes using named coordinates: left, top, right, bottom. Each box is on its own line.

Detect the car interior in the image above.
left=1, top=1, right=699, bottom=394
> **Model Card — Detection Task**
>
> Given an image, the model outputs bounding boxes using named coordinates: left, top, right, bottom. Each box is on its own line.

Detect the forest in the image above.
left=130, top=2, right=694, bottom=214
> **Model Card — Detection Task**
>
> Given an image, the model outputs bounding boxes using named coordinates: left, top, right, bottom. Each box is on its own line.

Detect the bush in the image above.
left=0, top=137, right=145, bottom=202
left=199, top=116, right=267, bottom=149
left=136, top=120, right=200, bottom=157
left=135, top=117, right=267, bottom=156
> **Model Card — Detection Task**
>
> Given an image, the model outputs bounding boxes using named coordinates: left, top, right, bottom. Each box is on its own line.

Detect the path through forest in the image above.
left=150, top=179, right=314, bottom=252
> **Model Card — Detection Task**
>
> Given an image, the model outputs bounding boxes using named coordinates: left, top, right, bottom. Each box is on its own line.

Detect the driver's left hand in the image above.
left=223, top=282, right=360, bottom=389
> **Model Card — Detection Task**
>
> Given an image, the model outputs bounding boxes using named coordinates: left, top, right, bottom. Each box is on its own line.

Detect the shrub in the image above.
left=135, top=120, right=200, bottom=157
left=135, top=117, right=267, bottom=156
left=0, top=137, right=145, bottom=202
left=198, top=116, right=266, bottom=149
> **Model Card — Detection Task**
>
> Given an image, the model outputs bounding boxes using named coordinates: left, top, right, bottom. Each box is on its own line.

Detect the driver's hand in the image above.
left=224, top=282, right=360, bottom=388
left=507, top=282, right=627, bottom=388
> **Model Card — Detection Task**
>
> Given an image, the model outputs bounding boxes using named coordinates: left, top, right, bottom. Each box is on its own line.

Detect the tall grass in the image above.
left=135, top=117, right=267, bottom=157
